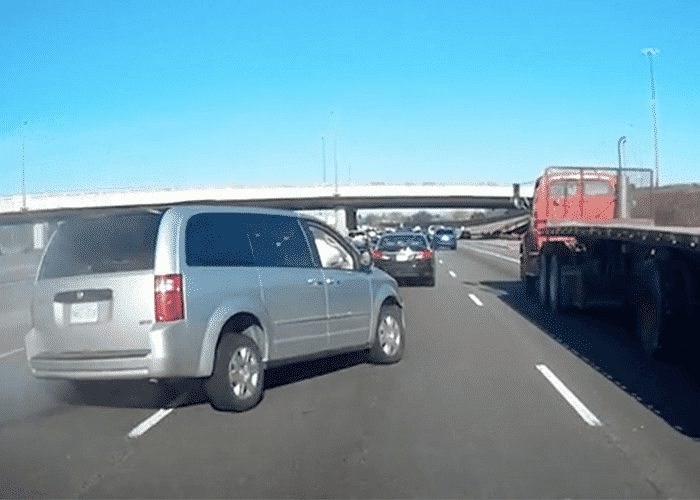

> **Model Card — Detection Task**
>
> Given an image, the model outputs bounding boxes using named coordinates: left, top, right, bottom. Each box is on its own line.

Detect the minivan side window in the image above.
left=247, top=214, right=314, bottom=268
left=186, top=213, right=255, bottom=267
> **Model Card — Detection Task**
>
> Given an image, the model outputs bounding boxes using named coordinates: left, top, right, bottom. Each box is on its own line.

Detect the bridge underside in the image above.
left=0, top=195, right=524, bottom=225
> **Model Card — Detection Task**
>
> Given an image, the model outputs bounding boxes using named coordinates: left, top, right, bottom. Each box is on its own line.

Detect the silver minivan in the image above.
left=25, top=206, right=405, bottom=411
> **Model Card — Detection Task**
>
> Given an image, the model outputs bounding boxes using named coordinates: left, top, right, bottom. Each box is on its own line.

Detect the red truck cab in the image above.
left=521, top=167, right=618, bottom=282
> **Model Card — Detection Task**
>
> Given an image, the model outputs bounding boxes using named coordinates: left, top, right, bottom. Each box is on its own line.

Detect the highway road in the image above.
left=1, top=240, right=700, bottom=497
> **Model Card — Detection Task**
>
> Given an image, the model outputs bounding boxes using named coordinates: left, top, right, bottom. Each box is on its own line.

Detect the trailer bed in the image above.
left=544, top=220, right=700, bottom=252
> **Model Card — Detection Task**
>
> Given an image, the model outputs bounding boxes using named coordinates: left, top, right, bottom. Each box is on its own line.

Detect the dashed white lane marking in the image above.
left=0, top=347, right=25, bottom=360
left=468, top=293, right=484, bottom=307
left=536, top=364, right=602, bottom=427
left=448, top=270, right=457, bottom=278
left=463, top=245, right=520, bottom=264
left=127, top=408, right=175, bottom=439
left=439, top=259, right=444, bottom=265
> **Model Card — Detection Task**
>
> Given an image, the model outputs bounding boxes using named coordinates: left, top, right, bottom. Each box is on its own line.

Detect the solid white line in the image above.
left=468, top=293, right=484, bottom=307
left=0, top=347, right=25, bottom=360
left=464, top=244, right=520, bottom=264
left=127, top=408, right=175, bottom=439
left=535, top=364, right=602, bottom=427
left=448, top=270, right=457, bottom=278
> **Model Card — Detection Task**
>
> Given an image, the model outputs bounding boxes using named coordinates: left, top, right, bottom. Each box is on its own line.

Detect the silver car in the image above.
left=25, top=206, right=405, bottom=411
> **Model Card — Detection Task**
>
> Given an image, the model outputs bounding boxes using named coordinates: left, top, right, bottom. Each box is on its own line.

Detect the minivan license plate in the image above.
left=70, top=302, right=99, bottom=324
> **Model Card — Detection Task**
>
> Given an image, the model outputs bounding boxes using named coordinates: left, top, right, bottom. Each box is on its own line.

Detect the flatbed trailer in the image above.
left=538, top=220, right=700, bottom=358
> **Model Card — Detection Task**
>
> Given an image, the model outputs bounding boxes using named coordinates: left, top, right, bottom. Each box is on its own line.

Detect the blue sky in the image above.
left=1, top=0, right=699, bottom=195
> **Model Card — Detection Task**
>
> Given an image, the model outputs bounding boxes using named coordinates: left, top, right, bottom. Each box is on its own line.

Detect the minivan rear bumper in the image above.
left=25, top=325, right=204, bottom=380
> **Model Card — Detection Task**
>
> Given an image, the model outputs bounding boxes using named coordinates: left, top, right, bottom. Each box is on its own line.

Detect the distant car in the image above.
left=461, top=228, right=472, bottom=239
left=25, top=206, right=405, bottom=412
left=432, top=227, right=457, bottom=250
left=372, top=232, right=435, bottom=287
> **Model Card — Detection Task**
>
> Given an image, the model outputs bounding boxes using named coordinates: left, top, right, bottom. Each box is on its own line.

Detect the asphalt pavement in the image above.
left=1, top=240, right=699, bottom=498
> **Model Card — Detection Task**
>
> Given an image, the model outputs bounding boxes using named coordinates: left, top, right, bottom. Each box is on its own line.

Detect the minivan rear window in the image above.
left=39, top=211, right=163, bottom=280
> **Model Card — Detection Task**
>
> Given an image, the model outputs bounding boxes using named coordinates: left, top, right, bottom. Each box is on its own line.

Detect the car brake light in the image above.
left=417, top=249, right=432, bottom=260
left=372, top=250, right=383, bottom=259
left=155, top=274, right=184, bottom=322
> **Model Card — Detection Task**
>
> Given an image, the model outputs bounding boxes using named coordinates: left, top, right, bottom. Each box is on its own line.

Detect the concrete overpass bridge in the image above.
left=0, top=182, right=533, bottom=248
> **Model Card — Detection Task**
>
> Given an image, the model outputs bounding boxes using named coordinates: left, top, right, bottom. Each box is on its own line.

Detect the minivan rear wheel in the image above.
left=206, top=333, right=264, bottom=412
left=368, top=305, right=405, bottom=364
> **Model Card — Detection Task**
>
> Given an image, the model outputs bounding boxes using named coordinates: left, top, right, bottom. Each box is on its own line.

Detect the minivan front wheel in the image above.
left=206, top=333, right=264, bottom=412
left=369, top=305, right=405, bottom=364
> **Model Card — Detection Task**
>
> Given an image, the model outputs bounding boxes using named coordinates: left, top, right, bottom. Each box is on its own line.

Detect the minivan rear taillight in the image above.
left=155, top=274, right=184, bottom=322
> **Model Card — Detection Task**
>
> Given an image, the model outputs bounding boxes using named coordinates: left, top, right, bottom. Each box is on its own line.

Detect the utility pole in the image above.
left=331, top=110, right=338, bottom=193
left=21, top=121, right=27, bottom=211
left=642, top=48, right=660, bottom=187
left=321, top=136, right=327, bottom=183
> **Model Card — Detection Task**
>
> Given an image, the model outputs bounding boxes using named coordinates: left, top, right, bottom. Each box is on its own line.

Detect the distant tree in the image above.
left=408, top=210, right=435, bottom=227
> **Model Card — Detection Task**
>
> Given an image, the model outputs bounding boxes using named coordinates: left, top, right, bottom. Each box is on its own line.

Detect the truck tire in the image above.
left=635, top=259, right=672, bottom=359
left=548, top=254, right=568, bottom=313
left=524, top=276, right=536, bottom=295
left=538, top=255, right=549, bottom=307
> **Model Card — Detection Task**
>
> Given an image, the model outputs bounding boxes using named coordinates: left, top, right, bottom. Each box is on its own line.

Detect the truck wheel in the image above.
left=548, top=254, right=563, bottom=312
left=635, top=260, right=672, bottom=359
left=206, top=333, right=264, bottom=412
left=524, top=276, right=536, bottom=295
left=538, top=255, right=549, bottom=306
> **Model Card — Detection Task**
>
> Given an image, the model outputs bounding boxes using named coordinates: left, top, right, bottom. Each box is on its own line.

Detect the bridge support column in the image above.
left=33, top=222, right=49, bottom=250
left=333, top=207, right=357, bottom=236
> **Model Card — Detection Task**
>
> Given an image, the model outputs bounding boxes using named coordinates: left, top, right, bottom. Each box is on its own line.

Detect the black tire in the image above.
left=424, top=275, right=435, bottom=287
left=368, top=305, right=405, bottom=364
left=538, top=255, right=549, bottom=306
left=206, top=332, right=264, bottom=412
left=635, top=260, right=673, bottom=359
left=524, top=275, right=536, bottom=295
left=548, top=253, right=562, bottom=312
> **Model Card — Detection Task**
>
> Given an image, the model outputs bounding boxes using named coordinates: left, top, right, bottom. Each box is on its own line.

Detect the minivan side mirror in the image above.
left=359, top=250, right=372, bottom=271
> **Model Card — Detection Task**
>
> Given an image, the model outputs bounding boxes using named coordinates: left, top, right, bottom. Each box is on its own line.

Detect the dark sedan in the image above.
left=372, top=233, right=435, bottom=287
left=431, top=227, right=457, bottom=250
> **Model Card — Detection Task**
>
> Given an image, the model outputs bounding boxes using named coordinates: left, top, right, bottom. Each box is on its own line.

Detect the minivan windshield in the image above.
left=39, top=211, right=163, bottom=279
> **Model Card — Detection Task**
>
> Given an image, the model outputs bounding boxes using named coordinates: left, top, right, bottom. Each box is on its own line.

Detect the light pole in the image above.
left=642, top=48, right=660, bottom=187
left=331, top=110, right=338, bottom=193
left=321, top=136, right=327, bottom=183
left=21, top=120, right=27, bottom=211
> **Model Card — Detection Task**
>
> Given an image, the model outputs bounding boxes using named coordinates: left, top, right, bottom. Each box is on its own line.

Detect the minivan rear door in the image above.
left=32, top=211, right=163, bottom=356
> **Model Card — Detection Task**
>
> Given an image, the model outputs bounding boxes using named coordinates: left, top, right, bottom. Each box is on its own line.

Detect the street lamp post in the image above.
left=642, top=48, right=660, bottom=187
left=321, top=136, right=327, bottom=183
left=21, top=120, right=27, bottom=211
